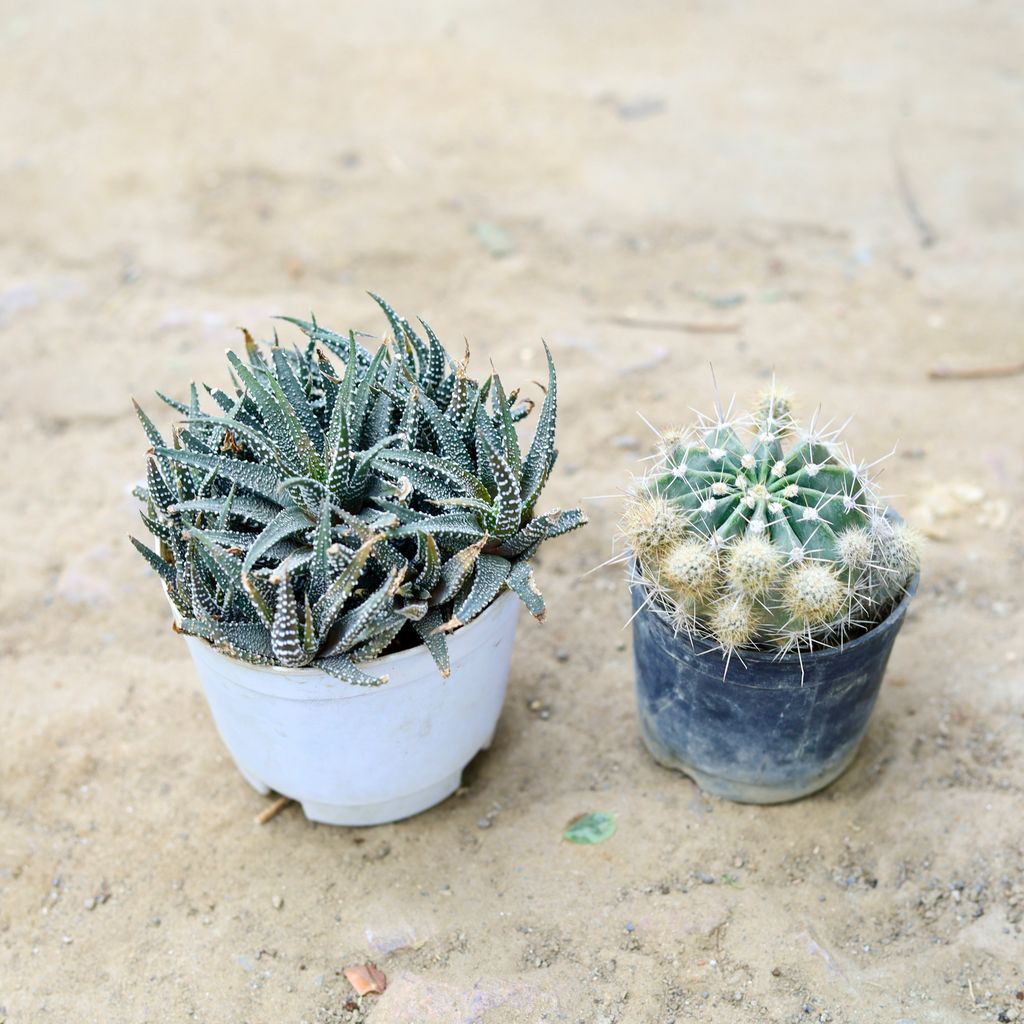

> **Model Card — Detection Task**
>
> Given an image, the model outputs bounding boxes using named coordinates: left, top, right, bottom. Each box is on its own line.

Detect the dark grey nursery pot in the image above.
left=630, top=574, right=918, bottom=804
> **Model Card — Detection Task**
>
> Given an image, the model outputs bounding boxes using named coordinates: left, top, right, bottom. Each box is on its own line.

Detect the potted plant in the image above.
left=619, top=386, right=920, bottom=804
left=130, top=295, right=586, bottom=825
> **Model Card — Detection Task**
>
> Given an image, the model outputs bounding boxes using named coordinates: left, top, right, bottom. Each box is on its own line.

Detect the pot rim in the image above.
left=632, top=570, right=919, bottom=667
left=166, top=585, right=520, bottom=678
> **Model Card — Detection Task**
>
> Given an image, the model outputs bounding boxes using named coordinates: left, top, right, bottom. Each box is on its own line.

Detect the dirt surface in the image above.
left=2, top=2, right=1023, bottom=1021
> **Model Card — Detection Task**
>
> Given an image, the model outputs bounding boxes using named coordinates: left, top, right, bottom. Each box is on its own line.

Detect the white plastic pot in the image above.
left=176, top=591, right=521, bottom=826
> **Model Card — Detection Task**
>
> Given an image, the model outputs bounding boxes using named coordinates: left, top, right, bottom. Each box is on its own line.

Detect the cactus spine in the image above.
left=622, top=387, right=920, bottom=656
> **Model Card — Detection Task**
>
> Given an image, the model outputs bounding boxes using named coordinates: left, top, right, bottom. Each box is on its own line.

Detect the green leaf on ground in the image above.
left=563, top=811, right=616, bottom=845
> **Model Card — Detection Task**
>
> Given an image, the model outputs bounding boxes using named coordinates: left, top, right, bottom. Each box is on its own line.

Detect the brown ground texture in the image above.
left=2, top=2, right=1023, bottom=1022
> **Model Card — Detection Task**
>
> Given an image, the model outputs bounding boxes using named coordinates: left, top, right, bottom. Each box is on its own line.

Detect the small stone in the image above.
left=477, top=817, right=492, bottom=829
left=83, top=897, right=96, bottom=911
left=272, top=895, right=283, bottom=910
left=555, top=648, right=569, bottom=662
left=771, top=967, right=781, bottom=977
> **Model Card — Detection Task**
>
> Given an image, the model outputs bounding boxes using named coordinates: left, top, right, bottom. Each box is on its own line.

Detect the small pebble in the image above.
left=771, top=967, right=781, bottom=977
left=477, top=817, right=492, bottom=829
left=272, top=895, right=283, bottom=910
left=555, top=648, right=569, bottom=662
left=83, top=897, right=96, bottom=911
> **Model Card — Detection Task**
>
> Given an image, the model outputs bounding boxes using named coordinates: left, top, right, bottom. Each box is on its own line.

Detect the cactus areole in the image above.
left=621, top=386, right=920, bottom=803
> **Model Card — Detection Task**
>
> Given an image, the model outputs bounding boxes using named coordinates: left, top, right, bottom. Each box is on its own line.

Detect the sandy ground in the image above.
left=2, top=1, right=1023, bottom=1021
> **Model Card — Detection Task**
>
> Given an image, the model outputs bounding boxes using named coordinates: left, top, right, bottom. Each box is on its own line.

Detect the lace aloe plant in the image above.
left=620, top=386, right=919, bottom=657
left=131, top=295, right=586, bottom=685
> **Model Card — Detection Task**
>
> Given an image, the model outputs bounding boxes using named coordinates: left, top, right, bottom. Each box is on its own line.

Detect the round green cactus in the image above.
left=621, top=387, right=920, bottom=655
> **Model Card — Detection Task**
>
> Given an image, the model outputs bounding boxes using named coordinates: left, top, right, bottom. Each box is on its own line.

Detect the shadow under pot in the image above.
left=630, top=573, right=918, bottom=804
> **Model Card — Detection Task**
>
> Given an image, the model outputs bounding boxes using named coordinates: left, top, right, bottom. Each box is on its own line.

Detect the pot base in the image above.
left=241, top=764, right=465, bottom=825
left=299, top=769, right=463, bottom=826
left=639, top=723, right=861, bottom=805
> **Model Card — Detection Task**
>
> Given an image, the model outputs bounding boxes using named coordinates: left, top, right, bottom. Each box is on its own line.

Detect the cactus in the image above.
left=621, top=386, right=919, bottom=656
left=131, top=295, right=586, bottom=685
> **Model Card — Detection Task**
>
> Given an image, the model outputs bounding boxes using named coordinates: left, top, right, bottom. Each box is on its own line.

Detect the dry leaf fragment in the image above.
left=343, top=962, right=387, bottom=996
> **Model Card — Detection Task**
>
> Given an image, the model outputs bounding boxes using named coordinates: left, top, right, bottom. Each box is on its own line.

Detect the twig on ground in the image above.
left=892, top=142, right=937, bottom=248
left=602, top=315, right=739, bottom=334
left=928, top=360, right=1024, bottom=381
left=255, top=795, right=292, bottom=825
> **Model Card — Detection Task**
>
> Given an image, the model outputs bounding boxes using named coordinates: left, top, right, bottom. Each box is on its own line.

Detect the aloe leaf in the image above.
left=416, top=317, right=449, bottom=393
left=350, top=342, right=388, bottom=444
left=507, top=558, right=545, bottom=620
left=242, top=507, right=313, bottom=575
left=494, top=507, right=587, bottom=558
left=130, top=536, right=175, bottom=583
left=411, top=536, right=440, bottom=593
left=445, top=554, right=511, bottom=629
left=520, top=342, right=558, bottom=513
left=189, top=530, right=245, bottom=594
left=156, top=389, right=191, bottom=415
left=155, top=447, right=282, bottom=503
left=169, top=495, right=282, bottom=527
left=180, top=414, right=281, bottom=466
left=316, top=654, right=386, bottom=687
left=413, top=610, right=450, bottom=678
left=270, top=572, right=307, bottom=667
left=490, top=374, right=522, bottom=474
left=416, top=388, right=473, bottom=472
left=132, top=398, right=172, bottom=469
left=431, top=537, right=487, bottom=605
left=364, top=359, right=399, bottom=446
left=392, top=511, right=487, bottom=544
left=308, top=495, right=332, bottom=602
left=347, top=615, right=406, bottom=662
left=241, top=571, right=274, bottom=628
left=276, top=315, right=373, bottom=367
left=428, top=496, right=494, bottom=515
left=312, top=535, right=381, bottom=637
left=396, top=385, right=420, bottom=448
left=139, top=511, right=173, bottom=545
left=368, top=292, right=429, bottom=371
left=326, top=568, right=400, bottom=653
left=479, top=435, right=523, bottom=537
left=217, top=623, right=274, bottom=661
left=375, top=449, right=489, bottom=503
left=225, top=351, right=303, bottom=471
left=272, top=347, right=326, bottom=454
left=145, top=455, right=176, bottom=513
